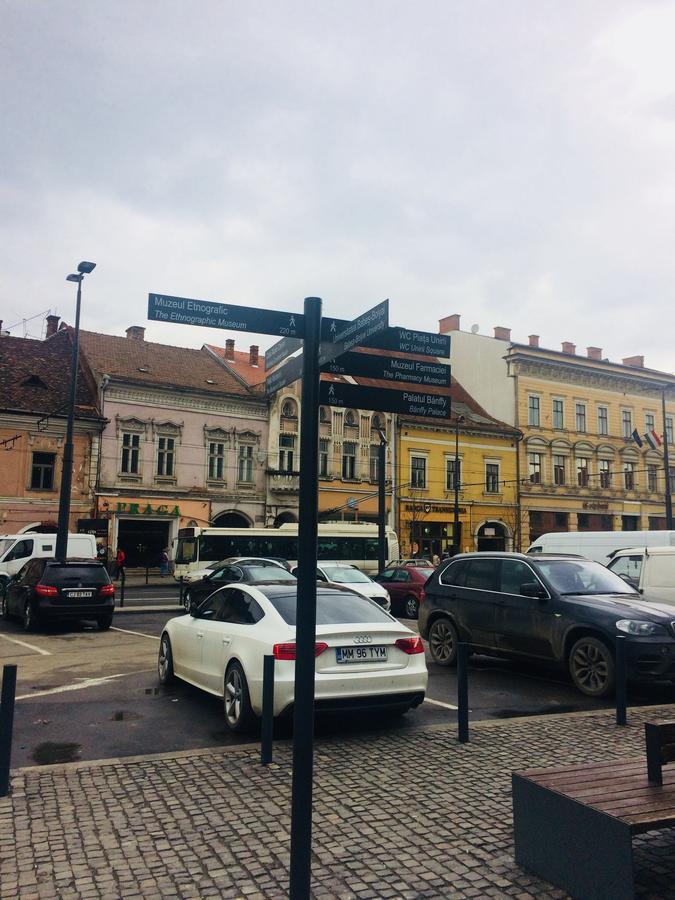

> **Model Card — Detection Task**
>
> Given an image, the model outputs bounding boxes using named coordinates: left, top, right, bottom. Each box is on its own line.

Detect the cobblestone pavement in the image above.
left=2, top=705, right=675, bottom=899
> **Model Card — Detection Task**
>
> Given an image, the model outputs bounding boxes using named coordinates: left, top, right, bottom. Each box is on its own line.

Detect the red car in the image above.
left=374, top=564, right=436, bottom=618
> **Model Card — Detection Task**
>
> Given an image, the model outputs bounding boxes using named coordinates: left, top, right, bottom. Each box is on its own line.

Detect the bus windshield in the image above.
left=175, top=538, right=197, bottom=565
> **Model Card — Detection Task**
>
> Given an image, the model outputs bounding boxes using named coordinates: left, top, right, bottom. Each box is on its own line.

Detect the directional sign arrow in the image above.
left=322, top=351, right=451, bottom=388
left=264, top=336, right=303, bottom=371
left=148, top=294, right=305, bottom=339
left=265, top=354, right=304, bottom=395
left=319, top=381, right=451, bottom=419
left=318, top=299, right=389, bottom=367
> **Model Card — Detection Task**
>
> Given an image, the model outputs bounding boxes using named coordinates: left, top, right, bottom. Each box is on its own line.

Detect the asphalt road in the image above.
left=2, top=597, right=675, bottom=769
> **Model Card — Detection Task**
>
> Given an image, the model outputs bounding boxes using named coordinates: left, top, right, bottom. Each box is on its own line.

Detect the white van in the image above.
left=0, top=533, right=97, bottom=586
left=527, top=530, right=675, bottom=564
left=606, top=547, right=675, bottom=606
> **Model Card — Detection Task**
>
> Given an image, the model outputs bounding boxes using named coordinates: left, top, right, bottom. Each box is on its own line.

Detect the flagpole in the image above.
left=662, top=389, right=673, bottom=529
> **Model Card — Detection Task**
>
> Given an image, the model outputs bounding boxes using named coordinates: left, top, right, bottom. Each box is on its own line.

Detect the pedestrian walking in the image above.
left=115, top=547, right=126, bottom=581
left=159, top=549, right=169, bottom=577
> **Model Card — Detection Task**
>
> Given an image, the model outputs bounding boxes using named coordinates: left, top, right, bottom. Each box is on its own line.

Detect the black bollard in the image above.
left=0, top=664, right=18, bottom=797
left=119, top=570, right=125, bottom=608
left=261, top=655, right=275, bottom=765
left=457, top=642, right=469, bottom=744
left=615, top=635, right=627, bottom=727
left=179, top=576, right=184, bottom=608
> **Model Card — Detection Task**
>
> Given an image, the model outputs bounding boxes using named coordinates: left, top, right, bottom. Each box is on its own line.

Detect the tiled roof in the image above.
left=205, top=344, right=268, bottom=387
left=79, top=330, right=255, bottom=398
left=0, top=330, right=100, bottom=419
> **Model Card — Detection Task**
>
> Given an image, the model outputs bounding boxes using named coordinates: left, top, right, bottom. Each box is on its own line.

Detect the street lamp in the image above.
left=376, top=426, right=387, bottom=573
left=55, top=261, right=96, bottom=561
left=452, top=414, right=465, bottom=555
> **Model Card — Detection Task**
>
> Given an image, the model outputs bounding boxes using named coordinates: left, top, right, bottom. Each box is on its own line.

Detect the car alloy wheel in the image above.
left=183, top=589, right=191, bottom=611
left=428, top=617, right=458, bottom=666
left=404, top=595, right=420, bottom=619
left=23, top=601, right=36, bottom=632
left=0, top=593, right=9, bottom=620
left=569, top=636, right=615, bottom=698
left=223, top=662, right=255, bottom=733
left=158, top=634, right=175, bottom=685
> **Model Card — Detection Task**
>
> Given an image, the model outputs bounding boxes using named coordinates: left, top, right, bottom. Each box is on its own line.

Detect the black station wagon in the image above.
left=419, top=552, right=675, bottom=697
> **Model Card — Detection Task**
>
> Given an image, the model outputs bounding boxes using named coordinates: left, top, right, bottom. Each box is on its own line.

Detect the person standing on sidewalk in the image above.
left=115, top=547, right=126, bottom=581
left=159, top=549, right=169, bottom=577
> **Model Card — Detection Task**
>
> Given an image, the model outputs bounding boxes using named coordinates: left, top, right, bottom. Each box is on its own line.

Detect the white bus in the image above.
left=172, top=523, right=399, bottom=578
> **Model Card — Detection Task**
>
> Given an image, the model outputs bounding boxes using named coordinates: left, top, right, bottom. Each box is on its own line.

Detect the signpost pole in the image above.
left=378, top=432, right=387, bottom=573
left=289, top=296, right=322, bottom=900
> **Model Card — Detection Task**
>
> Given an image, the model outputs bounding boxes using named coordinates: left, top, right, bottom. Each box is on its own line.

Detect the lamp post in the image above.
left=452, top=414, right=465, bottom=555
left=377, top=427, right=387, bottom=573
left=662, top=389, right=673, bottom=529
left=55, top=261, right=96, bottom=561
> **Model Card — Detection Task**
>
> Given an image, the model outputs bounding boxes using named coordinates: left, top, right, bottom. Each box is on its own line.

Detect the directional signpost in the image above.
left=149, top=288, right=451, bottom=900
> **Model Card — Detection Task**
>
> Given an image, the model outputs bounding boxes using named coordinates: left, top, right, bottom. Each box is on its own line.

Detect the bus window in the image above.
left=175, top=538, right=197, bottom=565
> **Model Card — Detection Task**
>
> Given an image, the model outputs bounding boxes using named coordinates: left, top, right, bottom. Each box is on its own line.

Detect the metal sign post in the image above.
left=290, top=297, right=322, bottom=899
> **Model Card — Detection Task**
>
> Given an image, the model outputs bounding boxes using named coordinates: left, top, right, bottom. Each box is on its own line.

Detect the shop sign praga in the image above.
left=114, top=502, right=180, bottom=517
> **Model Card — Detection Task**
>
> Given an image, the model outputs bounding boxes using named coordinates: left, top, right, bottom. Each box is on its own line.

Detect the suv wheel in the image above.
left=569, top=636, right=615, bottom=697
left=223, top=662, right=255, bottom=733
left=428, top=617, right=458, bottom=666
left=23, top=601, right=37, bottom=632
left=404, top=595, right=420, bottom=619
left=98, top=615, right=113, bottom=631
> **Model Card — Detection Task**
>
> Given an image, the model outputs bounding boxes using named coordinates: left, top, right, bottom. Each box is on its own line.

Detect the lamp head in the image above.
left=66, top=273, right=81, bottom=283
left=77, top=261, right=96, bottom=274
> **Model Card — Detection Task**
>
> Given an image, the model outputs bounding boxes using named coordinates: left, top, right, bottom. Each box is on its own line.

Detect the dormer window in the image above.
left=21, top=374, right=48, bottom=389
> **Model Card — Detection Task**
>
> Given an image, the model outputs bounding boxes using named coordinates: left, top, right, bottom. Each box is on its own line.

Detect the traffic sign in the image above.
left=265, top=354, right=303, bottom=395
left=319, top=319, right=451, bottom=358
left=148, top=293, right=304, bottom=339
left=318, top=299, right=389, bottom=366
left=265, top=336, right=302, bottom=370
left=319, top=381, right=450, bottom=419
left=322, top=351, right=451, bottom=387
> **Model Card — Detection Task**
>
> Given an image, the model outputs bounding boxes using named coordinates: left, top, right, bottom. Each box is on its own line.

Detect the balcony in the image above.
left=266, top=469, right=300, bottom=493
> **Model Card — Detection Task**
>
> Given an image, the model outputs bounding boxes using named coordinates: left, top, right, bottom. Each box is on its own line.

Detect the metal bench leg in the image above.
left=512, top=774, right=634, bottom=900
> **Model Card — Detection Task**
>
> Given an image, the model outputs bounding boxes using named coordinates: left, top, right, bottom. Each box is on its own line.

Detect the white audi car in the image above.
left=158, top=582, right=428, bottom=732
left=292, top=563, right=391, bottom=612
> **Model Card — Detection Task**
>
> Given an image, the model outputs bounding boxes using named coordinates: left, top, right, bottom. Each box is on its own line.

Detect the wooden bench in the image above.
left=512, top=721, right=675, bottom=900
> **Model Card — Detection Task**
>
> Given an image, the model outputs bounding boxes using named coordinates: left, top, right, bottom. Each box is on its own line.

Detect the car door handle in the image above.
left=222, top=638, right=231, bottom=646
left=196, top=632, right=204, bottom=639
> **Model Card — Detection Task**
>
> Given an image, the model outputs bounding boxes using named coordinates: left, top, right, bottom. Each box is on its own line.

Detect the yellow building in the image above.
left=396, top=380, right=520, bottom=559
left=439, top=315, right=675, bottom=549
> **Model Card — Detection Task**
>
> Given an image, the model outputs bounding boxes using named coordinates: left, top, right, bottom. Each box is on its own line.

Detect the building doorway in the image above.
left=212, top=511, right=252, bottom=528
left=476, top=521, right=508, bottom=552
left=117, top=519, right=171, bottom=567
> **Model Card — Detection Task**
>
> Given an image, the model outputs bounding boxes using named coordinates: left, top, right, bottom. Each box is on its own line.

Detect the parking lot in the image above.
left=2, top=586, right=675, bottom=769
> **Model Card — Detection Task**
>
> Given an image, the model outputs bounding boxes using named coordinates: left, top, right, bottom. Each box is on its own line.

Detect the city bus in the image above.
left=172, top=523, right=399, bottom=578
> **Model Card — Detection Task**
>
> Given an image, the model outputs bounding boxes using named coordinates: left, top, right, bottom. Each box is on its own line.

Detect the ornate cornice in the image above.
left=512, top=357, right=674, bottom=397
left=106, top=385, right=266, bottom=420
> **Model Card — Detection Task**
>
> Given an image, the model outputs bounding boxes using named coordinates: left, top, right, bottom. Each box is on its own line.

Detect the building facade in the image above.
left=78, top=325, right=269, bottom=565
left=440, top=314, right=675, bottom=548
left=0, top=320, right=103, bottom=535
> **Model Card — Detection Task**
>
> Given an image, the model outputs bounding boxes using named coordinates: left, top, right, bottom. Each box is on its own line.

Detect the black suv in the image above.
left=420, top=552, right=675, bottom=697
left=1, top=559, right=115, bottom=631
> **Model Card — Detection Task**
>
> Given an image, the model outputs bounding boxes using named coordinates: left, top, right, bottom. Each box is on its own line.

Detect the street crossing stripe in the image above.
left=424, top=697, right=459, bottom=710
left=111, top=626, right=161, bottom=640
left=0, top=633, right=51, bottom=656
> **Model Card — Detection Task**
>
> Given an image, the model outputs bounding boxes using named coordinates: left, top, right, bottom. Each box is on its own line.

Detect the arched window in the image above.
left=344, top=409, right=357, bottom=427
left=319, top=406, right=330, bottom=423
left=281, top=398, right=298, bottom=419
left=371, top=413, right=383, bottom=431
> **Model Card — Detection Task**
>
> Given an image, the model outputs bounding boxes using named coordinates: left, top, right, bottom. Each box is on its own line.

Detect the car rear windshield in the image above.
left=44, top=564, right=110, bottom=587
left=268, top=590, right=392, bottom=625
left=245, top=567, right=296, bottom=582
left=322, top=567, right=371, bottom=584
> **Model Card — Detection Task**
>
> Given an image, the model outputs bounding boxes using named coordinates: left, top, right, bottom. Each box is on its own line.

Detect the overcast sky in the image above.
left=2, top=1, right=674, bottom=372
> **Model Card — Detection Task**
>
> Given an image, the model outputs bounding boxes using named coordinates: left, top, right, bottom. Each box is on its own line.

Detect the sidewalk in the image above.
left=2, top=705, right=674, bottom=898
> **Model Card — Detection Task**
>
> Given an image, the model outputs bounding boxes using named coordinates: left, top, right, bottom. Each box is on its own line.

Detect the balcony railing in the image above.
left=266, top=469, right=300, bottom=493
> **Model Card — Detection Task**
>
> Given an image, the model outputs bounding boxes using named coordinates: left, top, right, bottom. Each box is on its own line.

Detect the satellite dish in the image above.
left=471, top=324, right=479, bottom=334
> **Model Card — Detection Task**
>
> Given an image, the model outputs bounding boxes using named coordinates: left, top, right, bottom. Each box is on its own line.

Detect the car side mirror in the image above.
left=316, top=573, right=328, bottom=582
left=189, top=601, right=201, bottom=617
left=520, top=582, right=547, bottom=599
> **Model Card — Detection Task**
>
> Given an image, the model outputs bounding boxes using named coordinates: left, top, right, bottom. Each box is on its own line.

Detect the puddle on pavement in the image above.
left=492, top=705, right=581, bottom=718
left=111, top=710, right=142, bottom=721
left=32, top=742, right=81, bottom=765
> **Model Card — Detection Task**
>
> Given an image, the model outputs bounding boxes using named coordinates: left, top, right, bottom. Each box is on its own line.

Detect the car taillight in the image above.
left=419, top=588, right=426, bottom=604
left=99, top=584, right=115, bottom=597
left=35, top=584, right=58, bottom=597
left=273, top=641, right=329, bottom=660
left=395, top=636, right=425, bottom=655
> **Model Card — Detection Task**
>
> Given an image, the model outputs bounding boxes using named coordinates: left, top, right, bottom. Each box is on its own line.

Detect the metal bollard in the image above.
left=615, top=635, right=627, bottom=727
left=457, top=642, right=469, bottom=744
left=261, top=655, right=275, bottom=765
left=0, top=664, right=18, bottom=797
left=119, top=570, right=125, bottom=608
left=179, top=576, right=184, bottom=608
left=145, top=566, right=149, bottom=585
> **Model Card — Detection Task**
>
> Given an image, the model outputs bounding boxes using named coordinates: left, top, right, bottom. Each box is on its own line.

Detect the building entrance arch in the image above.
left=212, top=511, right=252, bottom=528
left=476, top=520, right=509, bottom=552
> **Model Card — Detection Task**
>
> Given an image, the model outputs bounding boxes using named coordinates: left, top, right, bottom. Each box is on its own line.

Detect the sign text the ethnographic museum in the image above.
left=148, top=293, right=304, bottom=339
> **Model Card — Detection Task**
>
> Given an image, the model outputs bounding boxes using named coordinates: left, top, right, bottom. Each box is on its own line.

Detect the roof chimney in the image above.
left=249, top=345, right=259, bottom=367
left=46, top=314, right=60, bottom=338
left=494, top=326, right=511, bottom=341
left=622, top=355, right=644, bottom=368
left=439, top=314, right=460, bottom=333
left=225, top=339, right=235, bottom=361
left=561, top=341, right=576, bottom=355
left=587, top=346, right=602, bottom=361
left=528, top=334, right=539, bottom=347
left=125, top=326, right=145, bottom=341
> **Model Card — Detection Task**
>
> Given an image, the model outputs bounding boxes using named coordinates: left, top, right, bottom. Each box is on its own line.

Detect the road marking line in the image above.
left=0, top=633, right=51, bottom=656
left=424, top=697, right=458, bottom=710
left=16, top=669, right=157, bottom=701
left=111, top=626, right=160, bottom=641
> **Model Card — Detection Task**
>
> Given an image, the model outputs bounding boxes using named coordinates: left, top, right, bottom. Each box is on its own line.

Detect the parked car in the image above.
left=158, top=582, right=427, bottom=731
left=291, top=563, right=391, bottom=612
left=374, top=563, right=436, bottom=618
left=181, top=556, right=290, bottom=584
left=1, top=558, right=115, bottom=631
left=0, top=533, right=97, bottom=590
left=420, top=552, right=675, bottom=698
left=182, top=560, right=296, bottom=608
left=606, top=547, right=675, bottom=607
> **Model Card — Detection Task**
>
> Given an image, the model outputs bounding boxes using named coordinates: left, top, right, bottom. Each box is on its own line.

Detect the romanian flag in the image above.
left=644, top=430, right=663, bottom=450
left=631, top=429, right=643, bottom=448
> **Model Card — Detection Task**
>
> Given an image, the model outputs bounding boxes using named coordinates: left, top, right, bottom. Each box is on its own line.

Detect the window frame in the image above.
left=552, top=398, right=564, bottom=430
left=121, top=432, right=141, bottom=475
left=342, top=441, right=357, bottom=480
left=410, top=455, right=427, bottom=490
left=156, top=435, right=175, bottom=478
left=575, top=402, right=587, bottom=433
left=597, top=406, right=609, bottom=436
left=30, top=451, right=56, bottom=490
left=485, top=461, right=500, bottom=494
left=528, top=395, right=541, bottom=427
